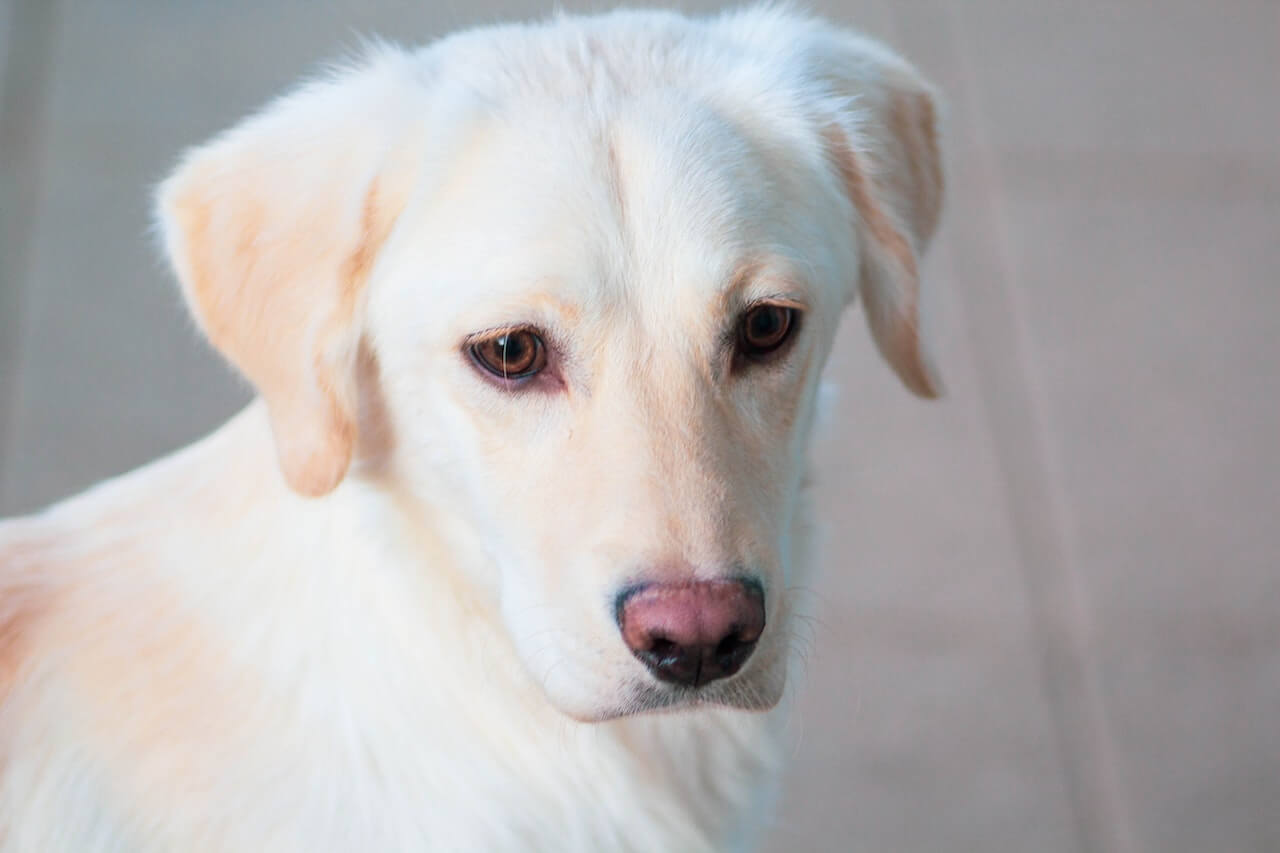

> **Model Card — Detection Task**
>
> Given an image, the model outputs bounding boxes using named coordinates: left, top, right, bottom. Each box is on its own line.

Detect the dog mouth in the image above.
left=593, top=668, right=786, bottom=721
left=533, top=652, right=789, bottom=724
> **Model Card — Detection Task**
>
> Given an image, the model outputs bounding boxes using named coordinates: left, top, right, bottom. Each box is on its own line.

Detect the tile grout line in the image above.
left=0, top=0, right=60, bottom=490
left=931, top=4, right=1140, bottom=853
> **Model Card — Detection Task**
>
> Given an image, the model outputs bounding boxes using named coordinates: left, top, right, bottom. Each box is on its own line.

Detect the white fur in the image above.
left=0, top=7, right=943, bottom=850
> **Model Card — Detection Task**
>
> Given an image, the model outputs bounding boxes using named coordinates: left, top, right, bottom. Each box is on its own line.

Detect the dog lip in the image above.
left=581, top=674, right=782, bottom=721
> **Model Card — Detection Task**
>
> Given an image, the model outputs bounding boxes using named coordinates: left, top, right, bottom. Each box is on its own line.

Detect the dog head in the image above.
left=157, top=8, right=944, bottom=721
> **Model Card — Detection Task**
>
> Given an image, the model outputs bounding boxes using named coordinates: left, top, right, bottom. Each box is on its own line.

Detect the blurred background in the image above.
left=1, top=1, right=1276, bottom=851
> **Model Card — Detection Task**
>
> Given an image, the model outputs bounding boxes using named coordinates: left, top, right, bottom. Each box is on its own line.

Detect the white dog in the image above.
left=0, top=6, right=943, bottom=850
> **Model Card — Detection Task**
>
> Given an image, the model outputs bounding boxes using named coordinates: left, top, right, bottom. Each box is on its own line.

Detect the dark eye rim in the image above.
left=735, top=302, right=802, bottom=364
left=466, top=327, right=548, bottom=382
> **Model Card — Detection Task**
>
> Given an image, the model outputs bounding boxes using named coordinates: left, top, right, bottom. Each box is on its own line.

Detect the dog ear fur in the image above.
left=157, top=54, right=422, bottom=496
left=810, top=31, right=946, bottom=398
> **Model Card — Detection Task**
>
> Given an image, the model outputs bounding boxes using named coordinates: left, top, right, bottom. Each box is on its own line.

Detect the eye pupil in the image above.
left=497, top=335, right=523, bottom=363
left=738, top=304, right=796, bottom=359
left=470, top=329, right=546, bottom=380
left=751, top=310, right=780, bottom=338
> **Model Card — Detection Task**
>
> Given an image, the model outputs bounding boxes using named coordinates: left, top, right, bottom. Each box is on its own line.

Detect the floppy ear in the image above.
left=157, top=53, right=422, bottom=496
left=811, top=32, right=946, bottom=398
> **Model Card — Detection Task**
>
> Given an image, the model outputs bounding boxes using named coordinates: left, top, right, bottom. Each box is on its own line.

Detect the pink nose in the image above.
left=616, top=579, right=765, bottom=688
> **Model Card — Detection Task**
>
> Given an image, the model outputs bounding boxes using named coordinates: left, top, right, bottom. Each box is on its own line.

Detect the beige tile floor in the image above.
left=1, top=1, right=1277, bottom=850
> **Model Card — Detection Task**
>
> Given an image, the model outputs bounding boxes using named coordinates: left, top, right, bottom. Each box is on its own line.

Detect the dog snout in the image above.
left=615, top=579, right=765, bottom=688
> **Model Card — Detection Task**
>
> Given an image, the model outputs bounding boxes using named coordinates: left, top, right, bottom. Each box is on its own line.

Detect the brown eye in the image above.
left=469, top=329, right=547, bottom=380
left=737, top=304, right=797, bottom=360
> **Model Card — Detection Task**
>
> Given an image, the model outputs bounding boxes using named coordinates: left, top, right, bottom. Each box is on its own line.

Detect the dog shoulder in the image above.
left=0, top=517, right=59, bottom=708
left=0, top=474, right=195, bottom=710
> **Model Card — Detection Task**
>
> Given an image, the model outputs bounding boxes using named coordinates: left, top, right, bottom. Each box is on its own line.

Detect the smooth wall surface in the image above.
left=1, top=2, right=1277, bottom=851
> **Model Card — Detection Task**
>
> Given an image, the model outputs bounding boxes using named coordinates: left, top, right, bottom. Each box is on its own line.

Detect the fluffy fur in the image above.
left=0, top=7, right=943, bottom=851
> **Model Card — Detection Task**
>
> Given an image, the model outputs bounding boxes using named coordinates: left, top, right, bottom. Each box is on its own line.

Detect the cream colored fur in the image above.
left=0, top=7, right=943, bottom=851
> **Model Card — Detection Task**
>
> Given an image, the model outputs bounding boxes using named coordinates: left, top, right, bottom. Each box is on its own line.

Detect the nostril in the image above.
left=715, top=629, right=745, bottom=659
left=648, top=637, right=679, bottom=660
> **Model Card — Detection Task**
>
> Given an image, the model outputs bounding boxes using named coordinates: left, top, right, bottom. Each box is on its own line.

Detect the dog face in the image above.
left=157, top=9, right=943, bottom=721
left=367, top=103, right=850, bottom=719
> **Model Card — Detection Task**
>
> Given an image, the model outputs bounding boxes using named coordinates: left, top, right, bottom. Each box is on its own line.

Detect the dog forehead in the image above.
left=390, top=95, right=817, bottom=333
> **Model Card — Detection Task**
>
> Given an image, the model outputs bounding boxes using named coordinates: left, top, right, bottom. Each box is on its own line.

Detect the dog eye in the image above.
left=737, top=304, right=797, bottom=361
left=469, top=329, right=547, bottom=380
